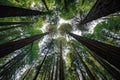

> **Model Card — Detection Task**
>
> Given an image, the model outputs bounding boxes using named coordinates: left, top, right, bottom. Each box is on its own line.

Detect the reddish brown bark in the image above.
left=67, top=31, right=120, bottom=70
left=80, top=0, right=120, bottom=24
left=74, top=47, right=96, bottom=80
left=59, top=41, right=65, bottom=80
left=0, top=32, right=49, bottom=58
left=0, top=22, right=34, bottom=31
left=0, top=5, right=49, bottom=17
left=0, top=22, right=34, bottom=26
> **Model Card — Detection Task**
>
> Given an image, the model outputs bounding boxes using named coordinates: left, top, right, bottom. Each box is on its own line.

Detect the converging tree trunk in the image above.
left=43, top=71, right=48, bottom=80
left=59, top=41, right=65, bottom=80
left=41, top=0, right=49, bottom=11
left=80, top=0, right=120, bottom=24
left=55, top=55, right=59, bottom=80
left=0, top=52, right=25, bottom=70
left=0, top=22, right=34, bottom=26
left=64, top=0, right=68, bottom=10
left=67, top=31, right=120, bottom=70
left=73, top=47, right=96, bottom=80
left=0, top=22, right=34, bottom=32
left=22, top=64, right=34, bottom=80
left=74, top=65, right=81, bottom=80
left=76, top=63, right=86, bottom=80
left=0, top=32, right=49, bottom=58
left=0, top=5, right=49, bottom=17
left=88, top=49, right=120, bottom=80
left=32, top=49, right=49, bottom=80
left=0, top=49, right=30, bottom=80
left=50, top=57, right=55, bottom=80
left=0, top=31, right=19, bottom=40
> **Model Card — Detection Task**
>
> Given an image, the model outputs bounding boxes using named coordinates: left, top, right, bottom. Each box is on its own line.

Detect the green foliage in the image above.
left=55, top=37, right=67, bottom=47
left=66, top=51, right=79, bottom=80
left=0, top=0, right=119, bottom=80
left=58, top=0, right=96, bottom=20
left=46, top=24, right=57, bottom=37
left=93, top=16, right=120, bottom=46
left=58, top=23, right=72, bottom=35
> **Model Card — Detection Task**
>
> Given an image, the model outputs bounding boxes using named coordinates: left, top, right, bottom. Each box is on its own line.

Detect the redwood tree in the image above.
left=0, top=5, right=49, bottom=17
left=80, top=0, right=120, bottom=24
left=0, top=22, right=34, bottom=32
left=67, top=31, right=120, bottom=70
left=59, top=41, right=65, bottom=80
left=0, top=32, right=49, bottom=58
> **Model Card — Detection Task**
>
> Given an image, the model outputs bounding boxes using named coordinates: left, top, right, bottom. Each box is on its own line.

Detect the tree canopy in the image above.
left=0, top=0, right=120, bottom=80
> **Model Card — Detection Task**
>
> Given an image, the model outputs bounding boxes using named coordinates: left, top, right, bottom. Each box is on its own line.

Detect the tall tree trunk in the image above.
left=59, top=41, right=65, bottom=80
left=0, top=22, right=34, bottom=26
left=22, top=64, right=34, bottom=80
left=0, top=31, right=19, bottom=40
left=32, top=49, right=49, bottom=80
left=64, top=0, right=68, bottom=10
left=76, top=64, right=87, bottom=80
left=50, top=57, right=55, bottom=80
left=0, top=52, right=25, bottom=70
left=55, top=55, right=59, bottom=80
left=88, top=49, right=120, bottom=80
left=0, top=22, right=34, bottom=32
left=73, top=47, right=96, bottom=80
left=0, top=34, right=12, bottom=40
left=0, top=32, right=49, bottom=58
left=0, top=53, right=27, bottom=79
left=41, top=0, right=49, bottom=11
left=67, top=31, right=120, bottom=70
left=74, top=66, right=80, bottom=80
left=80, top=0, right=120, bottom=24
left=43, top=70, right=47, bottom=80
left=41, top=70, right=47, bottom=80
left=0, top=5, right=49, bottom=17
left=48, top=70, right=51, bottom=80
left=0, top=48, right=30, bottom=79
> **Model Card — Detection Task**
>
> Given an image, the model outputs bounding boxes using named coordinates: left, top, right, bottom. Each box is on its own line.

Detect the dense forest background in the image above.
left=0, top=0, right=120, bottom=80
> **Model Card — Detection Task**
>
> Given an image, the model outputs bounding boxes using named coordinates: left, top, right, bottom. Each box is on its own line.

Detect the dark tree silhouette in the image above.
left=88, top=50, right=120, bottom=80
left=80, top=0, right=120, bottom=24
left=41, top=0, right=49, bottom=11
left=67, top=31, right=120, bottom=70
left=55, top=55, right=59, bottom=80
left=73, top=47, right=96, bottom=80
left=59, top=41, right=65, bottom=80
left=0, top=32, right=49, bottom=58
left=0, top=22, right=34, bottom=26
left=0, top=22, right=34, bottom=32
left=0, top=5, right=49, bottom=17
left=32, top=51, right=48, bottom=80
